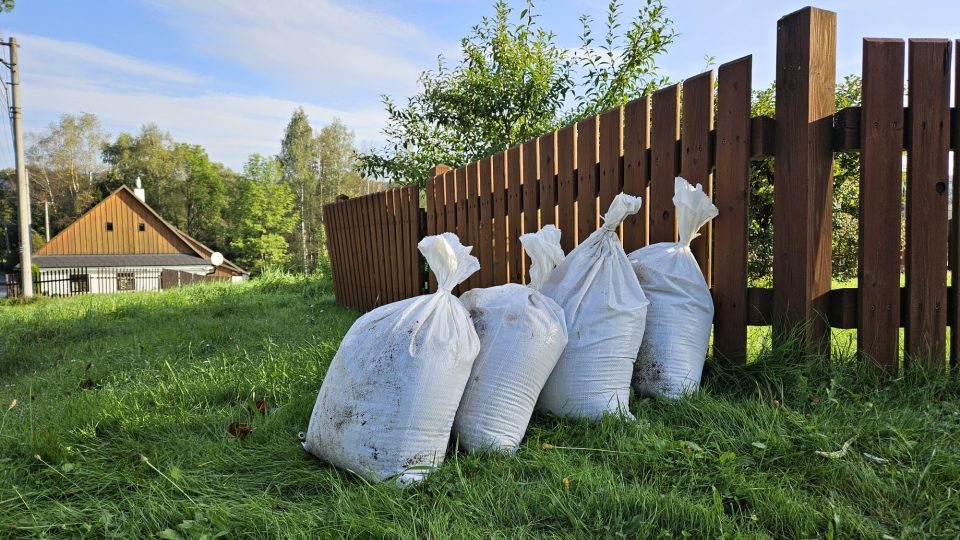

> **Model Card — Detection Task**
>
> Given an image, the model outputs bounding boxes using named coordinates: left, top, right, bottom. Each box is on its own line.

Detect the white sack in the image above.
left=629, top=177, right=719, bottom=399
left=453, top=225, right=568, bottom=452
left=303, top=233, right=480, bottom=484
left=537, top=194, right=649, bottom=420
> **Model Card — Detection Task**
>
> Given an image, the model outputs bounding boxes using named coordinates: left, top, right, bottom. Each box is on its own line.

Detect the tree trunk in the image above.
left=300, top=183, right=308, bottom=273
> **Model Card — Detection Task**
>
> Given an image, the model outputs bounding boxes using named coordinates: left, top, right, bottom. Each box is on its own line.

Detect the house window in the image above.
left=70, top=274, right=90, bottom=294
left=105, top=222, right=114, bottom=231
left=117, top=272, right=135, bottom=291
left=138, top=223, right=146, bottom=232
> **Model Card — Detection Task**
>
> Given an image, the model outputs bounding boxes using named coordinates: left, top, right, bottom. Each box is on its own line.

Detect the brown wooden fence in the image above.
left=159, top=269, right=229, bottom=289
left=323, top=6, right=959, bottom=372
left=322, top=186, right=423, bottom=311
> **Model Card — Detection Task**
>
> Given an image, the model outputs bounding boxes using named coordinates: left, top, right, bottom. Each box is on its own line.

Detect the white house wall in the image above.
left=36, top=266, right=213, bottom=296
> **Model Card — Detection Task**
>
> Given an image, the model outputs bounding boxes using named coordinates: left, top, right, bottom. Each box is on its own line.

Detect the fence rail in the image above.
left=323, top=6, right=959, bottom=372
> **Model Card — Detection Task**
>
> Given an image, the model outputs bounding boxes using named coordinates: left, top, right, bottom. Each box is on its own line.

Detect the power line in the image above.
left=0, top=43, right=13, bottom=170
left=0, top=91, right=15, bottom=168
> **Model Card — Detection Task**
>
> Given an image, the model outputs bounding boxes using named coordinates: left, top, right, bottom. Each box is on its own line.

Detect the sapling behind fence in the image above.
left=323, top=6, right=959, bottom=373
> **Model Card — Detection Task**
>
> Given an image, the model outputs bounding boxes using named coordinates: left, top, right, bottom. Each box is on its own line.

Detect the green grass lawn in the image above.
left=1, top=276, right=959, bottom=538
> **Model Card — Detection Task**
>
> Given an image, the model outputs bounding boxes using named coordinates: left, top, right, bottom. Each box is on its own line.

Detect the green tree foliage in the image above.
left=567, top=0, right=674, bottom=121
left=18, top=109, right=369, bottom=275
left=748, top=75, right=863, bottom=284
left=178, top=144, right=227, bottom=248
left=102, top=124, right=181, bottom=214
left=225, top=155, right=297, bottom=273
left=317, top=119, right=362, bottom=204
left=102, top=125, right=228, bottom=249
left=358, top=0, right=675, bottom=185
left=831, top=76, right=864, bottom=282
left=26, top=113, right=109, bottom=235
left=0, top=1, right=14, bottom=13
left=278, top=111, right=374, bottom=273
left=278, top=107, right=320, bottom=273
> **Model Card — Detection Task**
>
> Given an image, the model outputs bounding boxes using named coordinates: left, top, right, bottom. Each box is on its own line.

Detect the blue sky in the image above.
left=0, top=0, right=956, bottom=170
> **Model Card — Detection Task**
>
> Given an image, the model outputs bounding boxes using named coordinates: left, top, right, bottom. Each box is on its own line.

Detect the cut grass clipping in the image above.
left=1, top=273, right=958, bottom=538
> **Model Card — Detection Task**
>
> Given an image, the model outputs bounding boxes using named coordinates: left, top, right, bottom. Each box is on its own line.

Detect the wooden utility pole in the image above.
left=2, top=37, right=32, bottom=296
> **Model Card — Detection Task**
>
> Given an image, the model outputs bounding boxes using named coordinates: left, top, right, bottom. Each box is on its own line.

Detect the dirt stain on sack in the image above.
left=470, top=307, right=487, bottom=337
left=633, top=341, right=666, bottom=393
left=403, top=450, right=431, bottom=468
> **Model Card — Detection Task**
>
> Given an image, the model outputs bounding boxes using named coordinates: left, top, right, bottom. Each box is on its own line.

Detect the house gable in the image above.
left=37, top=187, right=197, bottom=256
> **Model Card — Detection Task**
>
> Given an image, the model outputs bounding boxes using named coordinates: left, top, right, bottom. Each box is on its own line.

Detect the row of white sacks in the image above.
left=303, top=177, right=719, bottom=484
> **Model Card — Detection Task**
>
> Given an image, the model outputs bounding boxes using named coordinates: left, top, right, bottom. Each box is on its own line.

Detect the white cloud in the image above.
left=144, top=0, right=440, bottom=101
left=10, top=0, right=459, bottom=170
left=23, top=34, right=206, bottom=91
left=16, top=33, right=389, bottom=169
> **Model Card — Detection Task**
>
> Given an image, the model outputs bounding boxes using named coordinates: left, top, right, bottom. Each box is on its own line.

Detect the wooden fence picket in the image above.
left=680, top=71, right=715, bottom=285
left=622, top=96, right=650, bottom=252
left=650, top=84, right=680, bottom=244
left=557, top=124, right=577, bottom=253
left=858, top=39, right=904, bottom=371
left=599, top=107, right=623, bottom=239
left=712, top=55, right=752, bottom=363
left=904, top=39, right=952, bottom=368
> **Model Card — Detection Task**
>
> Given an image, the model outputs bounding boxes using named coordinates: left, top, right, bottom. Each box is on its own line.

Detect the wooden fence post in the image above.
left=772, top=6, right=837, bottom=353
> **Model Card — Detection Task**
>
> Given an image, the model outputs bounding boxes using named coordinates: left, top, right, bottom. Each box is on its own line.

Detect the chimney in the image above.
left=134, top=176, right=146, bottom=202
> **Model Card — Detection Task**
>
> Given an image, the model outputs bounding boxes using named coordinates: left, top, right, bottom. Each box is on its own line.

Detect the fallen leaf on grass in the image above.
left=809, top=394, right=821, bottom=405
left=248, top=399, right=270, bottom=416
left=80, top=378, right=100, bottom=390
left=815, top=437, right=855, bottom=459
left=751, top=442, right=767, bottom=450
left=7, top=399, right=15, bottom=411
left=228, top=422, right=253, bottom=440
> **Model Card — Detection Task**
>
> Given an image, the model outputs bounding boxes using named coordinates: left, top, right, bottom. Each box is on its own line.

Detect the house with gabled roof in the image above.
left=29, top=180, right=246, bottom=295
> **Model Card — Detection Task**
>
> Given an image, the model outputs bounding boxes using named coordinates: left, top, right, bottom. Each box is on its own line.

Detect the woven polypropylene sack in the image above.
left=629, top=177, right=718, bottom=399
left=453, top=225, right=567, bottom=452
left=303, top=233, right=480, bottom=484
left=537, top=194, right=649, bottom=420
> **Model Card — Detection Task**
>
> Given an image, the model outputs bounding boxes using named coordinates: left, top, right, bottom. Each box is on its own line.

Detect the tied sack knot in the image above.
left=600, top=193, right=643, bottom=232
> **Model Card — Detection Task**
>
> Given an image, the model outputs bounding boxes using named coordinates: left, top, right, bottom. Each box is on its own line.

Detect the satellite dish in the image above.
left=210, top=252, right=224, bottom=266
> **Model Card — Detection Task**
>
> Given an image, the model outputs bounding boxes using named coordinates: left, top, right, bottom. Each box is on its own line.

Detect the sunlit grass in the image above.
left=1, top=276, right=958, bottom=538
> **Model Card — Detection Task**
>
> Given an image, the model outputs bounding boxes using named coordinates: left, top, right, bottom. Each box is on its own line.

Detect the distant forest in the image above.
left=0, top=109, right=384, bottom=275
